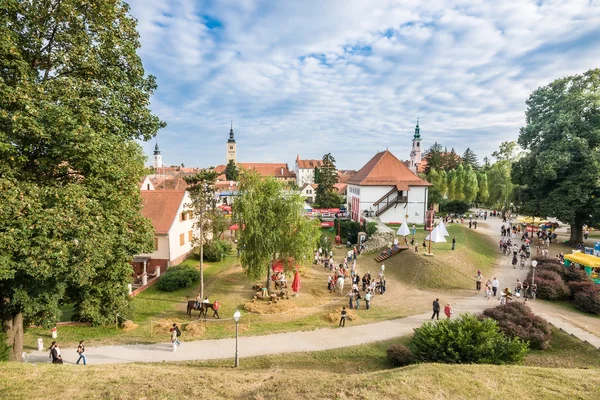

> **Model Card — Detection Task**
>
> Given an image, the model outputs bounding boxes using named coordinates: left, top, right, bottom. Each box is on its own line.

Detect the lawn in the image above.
left=3, top=330, right=600, bottom=400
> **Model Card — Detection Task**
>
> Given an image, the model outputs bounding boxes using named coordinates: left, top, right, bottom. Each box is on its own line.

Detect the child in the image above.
left=444, top=303, right=453, bottom=319
left=485, top=283, right=492, bottom=300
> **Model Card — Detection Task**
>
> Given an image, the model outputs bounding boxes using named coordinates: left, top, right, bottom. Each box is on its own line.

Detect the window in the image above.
left=147, top=184, right=150, bottom=190
left=154, top=238, right=158, bottom=251
left=179, top=233, right=185, bottom=246
left=417, top=142, right=420, bottom=147
left=180, top=212, right=188, bottom=222
left=188, top=230, right=193, bottom=242
left=230, top=146, right=233, bottom=150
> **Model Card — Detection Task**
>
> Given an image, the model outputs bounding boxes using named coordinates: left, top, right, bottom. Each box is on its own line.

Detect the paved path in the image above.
left=25, top=213, right=600, bottom=365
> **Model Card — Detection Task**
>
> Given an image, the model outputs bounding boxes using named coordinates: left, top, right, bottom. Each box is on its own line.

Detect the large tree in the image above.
left=426, top=168, right=446, bottom=205
left=0, top=0, right=164, bottom=360
left=183, top=170, right=220, bottom=299
left=476, top=172, right=489, bottom=204
left=462, top=148, right=480, bottom=170
left=462, top=165, right=479, bottom=203
left=487, top=160, right=514, bottom=216
left=233, top=171, right=320, bottom=294
left=314, top=153, right=340, bottom=208
left=513, top=69, right=600, bottom=244
left=224, top=159, right=238, bottom=181
left=424, top=142, right=444, bottom=173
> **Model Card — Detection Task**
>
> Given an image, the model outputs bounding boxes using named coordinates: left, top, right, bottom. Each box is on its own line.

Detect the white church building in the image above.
left=347, top=148, right=431, bottom=225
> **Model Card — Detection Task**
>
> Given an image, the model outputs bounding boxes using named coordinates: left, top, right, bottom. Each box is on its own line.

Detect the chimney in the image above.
left=281, top=167, right=284, bottom=176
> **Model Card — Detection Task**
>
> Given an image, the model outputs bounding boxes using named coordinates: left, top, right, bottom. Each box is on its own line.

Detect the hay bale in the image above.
left=325, top=307, right=359, bottom=323
left=121, top=320, right=139, bottom=331
left=184, top=321, right=207, bottom=337
left=153, top=319, right=182, bottom=334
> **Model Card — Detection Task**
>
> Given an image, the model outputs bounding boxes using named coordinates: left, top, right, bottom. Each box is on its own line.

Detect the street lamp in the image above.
left=531, top=260, right=538, bottom=300
left=233, top=309, right=241, bottom=367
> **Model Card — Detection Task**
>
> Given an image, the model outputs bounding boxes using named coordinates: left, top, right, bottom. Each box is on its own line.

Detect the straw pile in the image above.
left=121, top=320, right=139, bottom=331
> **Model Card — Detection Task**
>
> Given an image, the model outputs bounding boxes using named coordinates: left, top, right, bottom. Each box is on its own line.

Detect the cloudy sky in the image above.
left=127, top=0, right=600, bottom=170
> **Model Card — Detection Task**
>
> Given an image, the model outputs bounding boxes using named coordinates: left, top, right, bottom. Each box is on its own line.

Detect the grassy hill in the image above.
left=1, top=362, right=598, bottom=399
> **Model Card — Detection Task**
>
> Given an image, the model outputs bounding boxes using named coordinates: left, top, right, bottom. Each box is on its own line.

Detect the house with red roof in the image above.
left=347, top=150, right=431, bottom=224
left=132, top=190, right=197, bottom=278
left=294, top=155, right=323, bottom=187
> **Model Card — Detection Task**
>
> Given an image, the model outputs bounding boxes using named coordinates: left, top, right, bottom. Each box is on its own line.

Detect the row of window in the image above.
left=153, top=230, right=194, bottom=251
left=349, top=186, right=361, bottom=195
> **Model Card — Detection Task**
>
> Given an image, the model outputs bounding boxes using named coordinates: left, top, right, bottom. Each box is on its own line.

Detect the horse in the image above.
left=186, top=301, right=220, bottom=320
left=336, top=276, right=345, bottom=295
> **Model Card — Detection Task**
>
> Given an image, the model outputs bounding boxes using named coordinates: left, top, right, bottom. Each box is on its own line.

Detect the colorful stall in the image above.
left=564, top=252, right=600, bottom=284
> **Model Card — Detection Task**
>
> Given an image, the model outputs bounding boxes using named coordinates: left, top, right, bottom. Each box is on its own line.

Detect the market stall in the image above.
left=564, top=252, right=600, bottom=284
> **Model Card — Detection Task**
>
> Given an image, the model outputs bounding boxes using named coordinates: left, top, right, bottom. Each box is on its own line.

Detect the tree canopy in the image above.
left=0, top=0, right=164, bottom=360
left=233, top=171, right=320, bottom=293
left=513, top=69, right=600, bottom=243
left=224, top=159, right=238, bottom=181
left=314, top=153, right=340, bottom=208
left=462, top=148, right=480, bottom=170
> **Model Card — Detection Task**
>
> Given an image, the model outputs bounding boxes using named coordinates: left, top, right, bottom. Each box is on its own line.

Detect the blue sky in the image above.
left=127, top=0, right=600, bottom=170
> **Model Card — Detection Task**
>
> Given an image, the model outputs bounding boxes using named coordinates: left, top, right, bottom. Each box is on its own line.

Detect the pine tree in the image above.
left=315, top=153, right=340, bottom=208
left=424, top=142, right=444, bottom=174
left=224, top=159, right=238, bottom=181
left=462, top=148, right=480, bottom=170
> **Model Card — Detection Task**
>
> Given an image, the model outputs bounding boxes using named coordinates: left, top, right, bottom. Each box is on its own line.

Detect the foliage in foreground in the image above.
left=158, top=266, right=200, bottom=292
left=411, top=314, right=529, bottom=364
left=481, top=302, right=552, bottom=350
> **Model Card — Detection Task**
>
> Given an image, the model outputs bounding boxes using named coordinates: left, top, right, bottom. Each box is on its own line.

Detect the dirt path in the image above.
left=25, top=214, right=600, bottom=365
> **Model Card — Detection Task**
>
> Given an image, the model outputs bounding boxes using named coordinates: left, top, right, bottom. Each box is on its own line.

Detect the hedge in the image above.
left=158, top=265, right=200, bottom=292
left=526, top=270, right=570, bottom=300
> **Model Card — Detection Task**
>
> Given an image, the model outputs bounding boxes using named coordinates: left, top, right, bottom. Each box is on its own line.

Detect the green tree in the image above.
left=462, top=148, right=480, bottom=170
left=0, top=0, right=163, bottom=360
left=446, top=170, right=456, bottom=200
left=512, top=69, right=600, bottom=244
left=463, top=165, right=479, bottom=203
left=210, top=209, right=230, bottom=240
left=454, top=164, right=466, bottom=201
left=492, top=141, right=521, bottom=162
left=488, top=161, right=514, bottom=216
left=224, top=159, right=238, bottom=181
left=481, top=156, right=492, bottom=172
left=315, top=153, right=340, bottom=208
left=477, top=172, right=489, bottom=204
left=427, top=168, right=446, bottom=205
left=183, top=170, right=220, bottom=299
left=233, top=171, right=320, bottom=294
left=443, top=148, right=461, bottom=170
left=424, top=142, right=444, bottom=173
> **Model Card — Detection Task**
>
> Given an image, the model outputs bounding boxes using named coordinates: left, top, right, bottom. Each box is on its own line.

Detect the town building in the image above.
left=408, top=119, right=422, bottom=173
left=346, top=150, right=431, bottom=224
left=294, top=155, right=322, bottom=187
left=299, top=183, right=318, bottom=204
left=132, top=190, right=197, bottom=277
left=227, top=123, right=237, bottom=163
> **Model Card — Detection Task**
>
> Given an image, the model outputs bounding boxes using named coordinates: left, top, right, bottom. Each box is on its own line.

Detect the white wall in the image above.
left=166, top=192, right=196, bottom=263
left=347, top=184, right=428, bottom=224
left=296, top=168, right=316, bottom=187
left=138, top=235, right=170, bottom=260
left=140, top=177, right=155, bottom=191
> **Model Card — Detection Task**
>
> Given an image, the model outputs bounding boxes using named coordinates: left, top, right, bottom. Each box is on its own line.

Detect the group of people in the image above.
left=431, top=298, right=453, bottom=320
left=48, top=340, right=86, bottom=365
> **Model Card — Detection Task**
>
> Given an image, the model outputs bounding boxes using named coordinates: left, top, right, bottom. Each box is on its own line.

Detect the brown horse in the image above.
left=186, top=301, right=220, bottom=320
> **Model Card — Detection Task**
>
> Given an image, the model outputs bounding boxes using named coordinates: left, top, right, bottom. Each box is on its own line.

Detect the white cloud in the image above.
left=126, top=0, right=600, bottom=168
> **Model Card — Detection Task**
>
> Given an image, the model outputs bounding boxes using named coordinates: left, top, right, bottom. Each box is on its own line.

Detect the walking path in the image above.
left=25, top=214, right=600, bottom=365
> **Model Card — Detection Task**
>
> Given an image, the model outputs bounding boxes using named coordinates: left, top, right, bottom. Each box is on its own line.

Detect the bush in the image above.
left=366, top=222, right=378, bottom=236
left=526, top=270, right=570, bottom=300
left=158, top=265, right=200, bottom=292
left=203, top=239, right=232, bottom=262
left=0, top=332, right=11, bottom=361
left=571, top=283, right=600, bottom=315
left=387, top=344, right=414, bottom=367
left=481, top=302, right=552, bottom=350
left=440, top=200, right=470, bottom=215
left=335, top=220, right=362, bottom=244
left=411, top=314, right=528, bottom=365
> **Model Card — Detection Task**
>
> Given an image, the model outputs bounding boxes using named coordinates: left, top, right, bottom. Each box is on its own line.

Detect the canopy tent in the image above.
left=437, top=220, right=450, bottom=237
left=272, top=259, right=299, bottom=274
left=517, top=216, right=550, bottom=225
left=396, top=221, right=411, bottom=236
left=425, top=226, right=447, bottom=243
left=564, top=253, right=600, bottom=268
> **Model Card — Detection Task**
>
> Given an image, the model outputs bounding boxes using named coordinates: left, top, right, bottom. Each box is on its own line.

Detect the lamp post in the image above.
left=531, top=260, right=538, bottom=300
left=233, top=309, right=241, bottom=367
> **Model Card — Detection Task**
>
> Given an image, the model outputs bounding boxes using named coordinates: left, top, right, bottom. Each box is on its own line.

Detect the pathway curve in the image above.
left=25, top=214, right=600, bottom=365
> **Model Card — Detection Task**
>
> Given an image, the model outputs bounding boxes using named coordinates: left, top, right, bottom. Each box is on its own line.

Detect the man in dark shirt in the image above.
left=431, top=298, right=440, bottom=320
left=339, top=306, right=347, bottom=327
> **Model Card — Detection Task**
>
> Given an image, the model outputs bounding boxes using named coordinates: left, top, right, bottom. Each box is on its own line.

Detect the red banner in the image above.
left=526, top=225, right=539, bottom=233
left=320, top=221, right=334, bottom=228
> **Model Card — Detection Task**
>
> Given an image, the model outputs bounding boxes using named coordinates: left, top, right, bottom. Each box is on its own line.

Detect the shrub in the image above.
left=411, top=314, right=528, bottom=365
left=526, top=270, right=570, bottom=300
left=158, top=265, right=200, bottom=292
left=571, top=284, right=600, bottom=315
left=203, top=239, right=232, bottom=262
left=366, top=222, right=378, bottom=236
left=440, top=200, right=470, bottom=215
left=481, top=302, right=552, bottom=350
left=0, top=332, right=11, bottom=361
left=387, top=344, right=414, bottom=367
left=335, top=220, right=362, bottom=244
left=561, top=267, right=589, bottom=283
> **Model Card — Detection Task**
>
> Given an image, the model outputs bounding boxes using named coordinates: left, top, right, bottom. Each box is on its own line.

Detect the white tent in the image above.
left=396, top=221, right=411, bottom=236
left=437, top=220, right=450, bottom=237
left=303, top=203, right=312, bottom=212
left=425, top=226, right=447, bottom=243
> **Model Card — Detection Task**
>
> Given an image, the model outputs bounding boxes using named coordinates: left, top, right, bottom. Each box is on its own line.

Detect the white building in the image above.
left=294, top=155, right=322, bottom=187
left=299, top=183, right=317, bottom=204
left=347, top=150, right=431, bottom=224
left=226, top=123, right=237, bottom=163
left=132, top=190, right=197, bottom=277
left=153, top=142, right=163, bottom=169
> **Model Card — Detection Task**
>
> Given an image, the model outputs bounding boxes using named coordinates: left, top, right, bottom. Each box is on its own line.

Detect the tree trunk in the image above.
left=2, top=311, right=24, bottom=361
left=568, top=223, right=583, bottom=246
left=199, top=224, right=204, bottom=299
left=266, top=256, right=276, bottom=296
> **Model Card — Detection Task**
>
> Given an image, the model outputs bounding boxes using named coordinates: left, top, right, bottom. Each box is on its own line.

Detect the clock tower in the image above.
left=226, top=122, right=236, bottom=163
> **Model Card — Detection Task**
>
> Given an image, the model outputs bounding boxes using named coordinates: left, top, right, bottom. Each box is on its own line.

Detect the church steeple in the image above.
left=153, top=142, right=161, bottom=155
left=228, top=121, right=236, bottom=143
left=153, top=141, right=163, bottom=169
left=413, top=118, right=421, bottom=140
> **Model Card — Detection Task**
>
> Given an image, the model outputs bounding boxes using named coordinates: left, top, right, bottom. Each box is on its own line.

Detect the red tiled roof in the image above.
left=214, top=163, right=295, bottom=179
left=140, top=190, right=186, bottom=234
left=334, top=183, right=347, bottom=194
left=347, top=150, right=431, bottom=189
left=337, top=170, right=357, bottom=183
left=297, top=159, right=323, bottom=169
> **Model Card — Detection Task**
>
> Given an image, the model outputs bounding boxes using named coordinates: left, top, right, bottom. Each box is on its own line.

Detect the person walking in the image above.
left=412, top=224, right=417, bottom=236
left=515, top=279, right=523, bottom=296
left=170, top=327, right=179, bottom=352
left=452, top=236, right=456, bottom=250
left=474, top=270, right=483, bottom=291
left=485, top=282, right=492, bottom=300
left=347, top=289, right=354, bottom=309
left=444, top=303, right=453, bottom=319
left=50, top=342, right=63, bottom=364
left=355, top=291, right=361, bottom=310
left=431, top=298, right=440, bottom=320
left=339, top=306, right=347, bottom=327
left=492, top=277, right=500, bottom=297
left=75, top=340, right=87, bottom=365
left=172, top=323, right=181, bottom=346
left=365, top=291, right=371, bottom=310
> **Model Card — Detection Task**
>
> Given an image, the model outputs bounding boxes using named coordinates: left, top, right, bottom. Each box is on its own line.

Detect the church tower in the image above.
left=226, top=122, right=237, bottom=163
left=153, top=142, right=163, bottom=169
left=410, top=119, right=422, bottom=172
